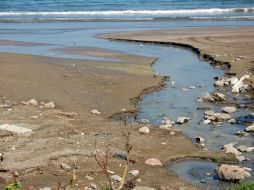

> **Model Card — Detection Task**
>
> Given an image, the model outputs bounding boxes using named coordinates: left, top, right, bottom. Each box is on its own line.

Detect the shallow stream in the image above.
left=0, top=21, right=253, bottom=189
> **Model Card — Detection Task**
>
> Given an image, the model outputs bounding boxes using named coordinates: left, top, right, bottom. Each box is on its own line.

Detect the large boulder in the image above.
left=217, top=164, right=251, bottom=182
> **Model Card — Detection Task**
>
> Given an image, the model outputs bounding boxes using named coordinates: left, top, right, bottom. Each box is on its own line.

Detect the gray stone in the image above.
left=222, top=107, right=236, bottom=113
left=222, top=143, right=241, bottom=156
left=237, top=145, right=254, bottom=153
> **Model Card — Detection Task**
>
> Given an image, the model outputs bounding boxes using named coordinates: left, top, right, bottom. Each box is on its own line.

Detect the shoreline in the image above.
left=0, top=26, right=252, bottom=189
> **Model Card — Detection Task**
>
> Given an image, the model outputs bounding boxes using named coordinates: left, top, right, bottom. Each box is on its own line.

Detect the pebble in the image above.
left=203, top=119, right=211, bottom=124
left=176, top=117, right=190, bottom=124
left=222, top=142, right=241, bottom=156
left=245, top=124, right=254, bottom=132
left=44, top=101, right=55, bottom=109
left=128, top=170, right=140, bottom=177
left=27, top=99, right=39, bottom=106
left=138, top=126, right=150, bottom=134
left=111, top=175, right=122, bottom=182
left=90, top=183, right=97, bottom=189
left=145, top=158, right=162, bottom=166
left=222, top=106, right=236, bottom=113
left=60, top=163, right=72, bottom=171
left=90, top=109, right=101, bottom=115
left=85, top=175, right=94, bottom=181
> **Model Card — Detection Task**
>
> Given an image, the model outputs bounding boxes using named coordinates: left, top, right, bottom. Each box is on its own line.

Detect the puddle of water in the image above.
left=170, top=160, right=227, bottom=190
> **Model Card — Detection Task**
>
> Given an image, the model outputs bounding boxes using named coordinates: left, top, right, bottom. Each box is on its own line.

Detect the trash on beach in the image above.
left=232, top=74, right=250, bottom=93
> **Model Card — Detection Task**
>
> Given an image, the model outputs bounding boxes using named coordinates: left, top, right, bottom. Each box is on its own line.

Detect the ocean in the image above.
left=0, top=0, right=254, bottom=22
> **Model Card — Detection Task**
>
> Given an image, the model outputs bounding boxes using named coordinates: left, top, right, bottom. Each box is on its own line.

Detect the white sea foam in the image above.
left=0, top=7, right=253, bottom=16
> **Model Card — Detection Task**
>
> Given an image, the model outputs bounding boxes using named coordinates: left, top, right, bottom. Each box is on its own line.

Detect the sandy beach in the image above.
left=102, top=26, right=254, bottom=85
left=0, top=25, right=252, bottom=190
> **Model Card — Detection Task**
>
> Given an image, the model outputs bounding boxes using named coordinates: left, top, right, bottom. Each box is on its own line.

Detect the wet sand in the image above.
left=102, top=26, right=254, bottom=84
left=0, top=41, right=236, bottom=189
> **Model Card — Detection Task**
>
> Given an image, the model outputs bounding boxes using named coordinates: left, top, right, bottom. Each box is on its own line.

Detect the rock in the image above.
left=40, top=188, right=52, bottom=190
left=60, top=163, right=71, bottom=171
left=222, top=107, right=236, bottom=114
left=0, top=124, right=32, bottom=135
left=236, top=131, right=249, bottom=137
left=176, top=117, right=190, bottom=124
left=138, top=126, right=150, bottom=134
left=140, top=119, right=149, bottom=124
left=145, top=158, right=162, bottom=166
left=44, top=101, right=55, bottom=109
left=161, top=118, right=173, bottom=126
left=230, top=77, right=238, bottom=85
left=159, top=125, right=172, bottom=130
left=181, top=88, right=190, bottom=92
left=0, top=153, right=3, bottom=162
left=195, top=136, right=205, bottom=143
left=170, top=131, right=176, bottom=136
left=217, top=164, right=251, bottom=182
left=90, top=109, right=101, bottom=115
left=214, top=113, right=232, bottom=121
left=203, top=119, right=211, bottom=124
left=213, top=92, right=227, bottom=102
left=214, top=80, right=225, bottom=87
left=236, top=155, right=247, bottom=162
left=197, top=92, right=214, bottom=102
left=111, top=175, right=122, bottom=182
left=227, top=118, right=236, bottom=124
left=86, top=175, right=94, bottom=181
left=128, top=170, right=140, bottom=177
left=245, top=124, right=254, bottom=132
left=222, top=143, right=241, bottom=156
left=132, top=186, right=156, bottom=190
left=90, top=183, right=97, bottom=189
left=189, top=86, right=196, bottom=89
left=237, top=145, right=254, bottom=153
left=27, top=99, right=39, bottom=106
left=204, top=110, right=216, bottom=116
